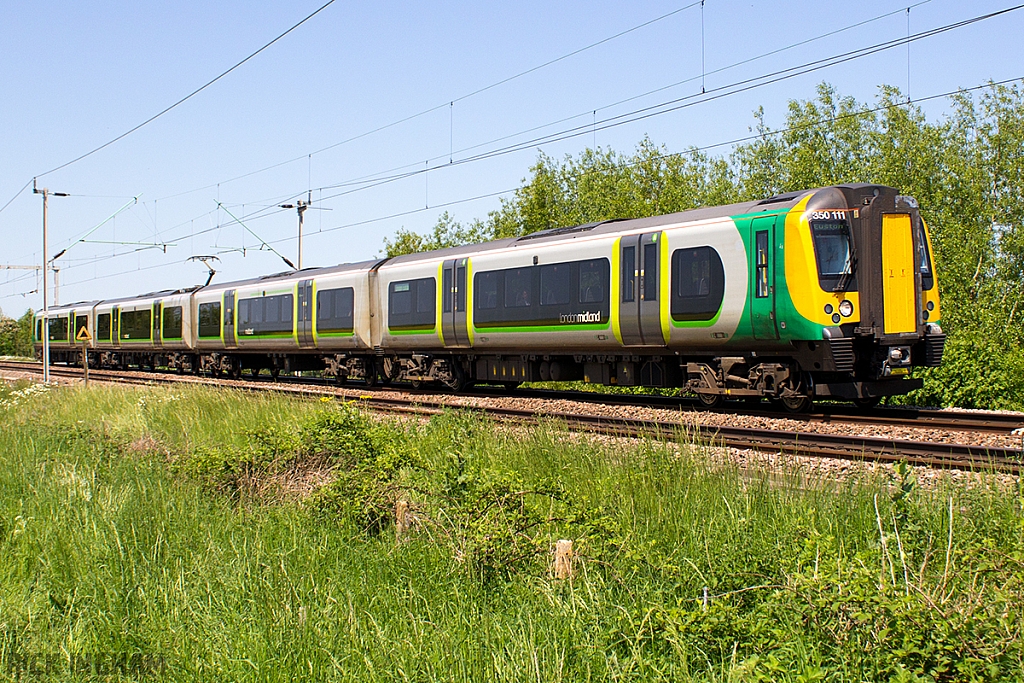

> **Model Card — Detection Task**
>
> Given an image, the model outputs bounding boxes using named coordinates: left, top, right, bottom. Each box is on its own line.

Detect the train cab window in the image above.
left=671, top=247, right=725, bottom=322
left=622, top=246, right=636, bottom=303
left=163, top=306, right=183, bottom=339
left=388, top=278, right=435, bottom=330
left=540, top=264, right=570, bottom=306
left=580, top=260, right=606, bottom=303
left=755, top=231, right=770, bottom=298
left=810, top=220, right=857, bottom=291
left=915, top=219, right=935, bottom=291
left=317, top=287, right=354, bottom=333
left=643, top=243, right=658, bottom=301
left=48, top=317, right=68, bottom=341
left=199, top=302, right=221, bottom=338
left=476, top=272, right=499, bottom=310
left=97, top=313, right=111, bottom=341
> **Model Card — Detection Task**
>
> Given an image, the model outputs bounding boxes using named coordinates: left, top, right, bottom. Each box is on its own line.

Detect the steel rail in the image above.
left=3, top=360, right=1021, bottom=474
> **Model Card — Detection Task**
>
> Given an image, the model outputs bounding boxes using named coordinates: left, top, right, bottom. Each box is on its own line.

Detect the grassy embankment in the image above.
left=0, top=381, right=1021, bottom=682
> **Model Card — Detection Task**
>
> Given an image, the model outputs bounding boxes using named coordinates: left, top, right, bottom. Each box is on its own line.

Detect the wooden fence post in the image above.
left=553, top=539, right=575, bottom=579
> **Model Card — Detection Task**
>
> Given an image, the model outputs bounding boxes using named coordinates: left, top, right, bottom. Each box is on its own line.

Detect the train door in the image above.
left=441, top=258, right=469, bottom=347
left=112, top=307, right=120, bottom=347
left=882, top=214, right=917, bottom=335
left=750, top=216, right=779, bottom=340
left=297, top=279, right=314, bottom=347
left=152, top=303, right=162, bottom=346
left=223, top=290, right=236, bottom=346
left=619, top=233, right=664, bottom=346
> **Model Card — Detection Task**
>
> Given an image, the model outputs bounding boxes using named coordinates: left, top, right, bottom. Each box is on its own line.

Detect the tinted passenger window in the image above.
left=504, top=268, right=532, bottom=308
left=388, top=278, right=435, bottom=331
left=540, top=264, right=570, bottom=306
left=476, top=271, right=498, bottom=310
left=671, top=247, right=725, bottom=322
left=97, top=314, right=111, bottom=341
left=621, top=246, right=635, bottom=303
left=163, top=306, right=183, bottom=339
left=120, top=310, right=152, bottom=340
left=199, top=302, right=221, bottom=338
left=317, top=287, right=355, bottom=333
left=239, top=294, right=293, bottom=335
left=48, top=317, right=68, bottom=341
left=643, top=243, right=658, bottom=301
left=474, top=258, right=610, bottom=328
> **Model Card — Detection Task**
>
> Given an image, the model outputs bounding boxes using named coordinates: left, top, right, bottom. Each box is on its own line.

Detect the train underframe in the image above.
left=45, top=330, right=945, bottom=411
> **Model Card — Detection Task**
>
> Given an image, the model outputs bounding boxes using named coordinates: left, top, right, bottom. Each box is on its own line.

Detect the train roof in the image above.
left=383, top=189, right=820, bottom=266
left=194, top=258, right=387, bottom=294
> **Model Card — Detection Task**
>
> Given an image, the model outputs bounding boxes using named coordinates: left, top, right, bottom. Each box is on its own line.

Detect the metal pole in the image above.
left=41, top=189, right=49, bottom=384
left=297, top=203, right=304, bottom=270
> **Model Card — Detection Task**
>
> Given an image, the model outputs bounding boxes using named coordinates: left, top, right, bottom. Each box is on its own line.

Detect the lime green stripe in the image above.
left=611, top=237, right=623, bottom=345
left=436, top=262, right=445, bottom=346
left=474, top=322, right=609, bottom=334
left=390, top=326, right=437, bottom=336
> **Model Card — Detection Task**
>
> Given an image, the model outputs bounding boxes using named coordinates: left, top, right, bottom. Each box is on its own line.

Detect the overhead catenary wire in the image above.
left=46, top=74, right=1023, bottom=295
left=0, top=0, right=341, bottom=219
left=50, top=2, right=1024, bottom=279
left=34, top=0, right=940, bottom=270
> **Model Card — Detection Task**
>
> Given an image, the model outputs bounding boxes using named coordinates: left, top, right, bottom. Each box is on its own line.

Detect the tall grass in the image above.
left=0, top=383, right=1021, bottom=681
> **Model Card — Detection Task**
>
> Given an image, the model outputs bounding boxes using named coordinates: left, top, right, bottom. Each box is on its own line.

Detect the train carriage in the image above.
left=34, top=301, right=99, bottom=365
left=32, top=184, right=945, bottom=411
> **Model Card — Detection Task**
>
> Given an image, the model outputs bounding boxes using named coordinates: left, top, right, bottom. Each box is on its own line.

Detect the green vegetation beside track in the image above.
left=1, top=382, right=1022, bottom=681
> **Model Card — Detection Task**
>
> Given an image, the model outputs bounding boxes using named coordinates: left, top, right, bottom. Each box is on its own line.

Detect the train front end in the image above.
left=785, top=184, right=945, bottom=405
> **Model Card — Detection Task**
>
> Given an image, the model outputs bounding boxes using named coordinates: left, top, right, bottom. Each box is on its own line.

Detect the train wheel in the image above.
left=230, top=364, right=243, bottom=380
left=270, top=367, right=281, bottom=381
left=697, top=392, right=724, bottom=409
left=779, top=395, right=813, bottom=413
left=380, top=357, right=399, bottom=385
left=362, top=359, right=378, bottom=387
left=249, top=368, right=261, bottom=380
left=853, top=396, right=880, bottom=410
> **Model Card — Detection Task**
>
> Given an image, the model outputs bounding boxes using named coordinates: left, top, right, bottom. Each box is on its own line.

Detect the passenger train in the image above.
left=35, top=184, right=946, bottom=411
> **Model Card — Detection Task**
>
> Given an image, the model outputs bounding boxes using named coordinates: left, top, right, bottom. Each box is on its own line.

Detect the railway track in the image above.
left=3, top=360, right=1022, bottom=474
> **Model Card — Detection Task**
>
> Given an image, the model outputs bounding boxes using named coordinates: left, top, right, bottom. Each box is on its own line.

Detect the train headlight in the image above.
left=838, top=300, right=854, bottom=317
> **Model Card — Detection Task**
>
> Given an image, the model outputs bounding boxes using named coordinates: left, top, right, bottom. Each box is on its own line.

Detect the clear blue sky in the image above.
left=2, top=0, right=1022, bottom=318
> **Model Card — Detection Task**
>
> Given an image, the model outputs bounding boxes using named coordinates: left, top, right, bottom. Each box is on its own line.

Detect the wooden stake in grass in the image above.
left=395, top=499, right=411, bottom=542
left=553, top=539, right=575, bottom=579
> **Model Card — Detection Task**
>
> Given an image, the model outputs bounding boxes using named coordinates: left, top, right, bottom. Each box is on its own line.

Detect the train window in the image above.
left=455, top=265, right=466, bottom=312
left=36, top=319, right=42, bottom=342
left=442, top=269, right=453, bottom=313
left=915, top=219, right=935, bottom=291
left=810, top=220, right=857, bottom=291
left=540, top=264, right=570, bottom=306
left=199, top=302, right=221, bottom=338
left=388, top=278, right=435, bottom=331
left=755, top=231, right=769, bottom=298
left=239, top=294, right=293, bottom=335
left=643, top=243, right=658, bottom=301
left=74, top=315, right=88, bottom=340
left=622, top=246, right=635, bottom=303
left=163, top=306, right=183, bottom=339
left=475, top=258, right=610, bottom=328
left=476, top=271, right=499, bottom=310
left=120, top=309, right=152, bottom=340
left=504, top=268, right=532, bottom=308
left=317, top=287, right=354, bottom=333
left=97, top=313, right=111, bottom=341
left=48, top=317, right=68, bottom=341
left=580, top=260, right=605, bottom=303
left=671, top=247, right=725, bottom=322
